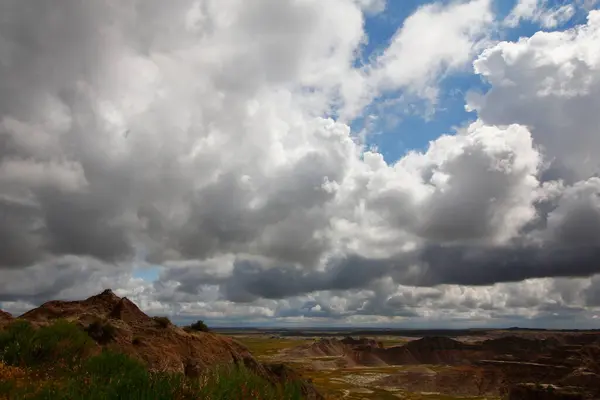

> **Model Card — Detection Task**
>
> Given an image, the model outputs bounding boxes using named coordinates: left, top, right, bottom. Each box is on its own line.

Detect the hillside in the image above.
left=0, top=310, right=11, bottom=324
left=0, top=290, right=322, bottom=399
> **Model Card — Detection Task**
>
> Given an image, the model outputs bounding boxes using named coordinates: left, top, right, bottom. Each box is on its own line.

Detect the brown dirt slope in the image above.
left=11, top=289, right=323, bottom=399
left=371, top=336, right=483, bottom=365
left=287, top=338, right=349, bottom=358
left=286, top=336, right=480, bottom=365
left=0, top=310, right=12, bottom=325
left=340, top=336, right=383, bottom=348
left=282, top=337, right=388, bottom=367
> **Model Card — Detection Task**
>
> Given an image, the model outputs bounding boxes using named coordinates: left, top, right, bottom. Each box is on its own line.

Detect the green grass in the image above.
left=233, top=336, right=305, bottom=359
left=379, top=338, right=410, bottom=348
left=0, top=319, right=94, bottom=369
left=2, top=353, right=304, bottom=400
left=0, top=320, right=305, bottom=400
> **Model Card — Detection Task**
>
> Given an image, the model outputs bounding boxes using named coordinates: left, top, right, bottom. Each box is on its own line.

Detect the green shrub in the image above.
left=152, top=316, right=171, bottom=328
left=85, top=318, right=117, bottom=344
left=0, top=320, right=36, bottom=365
left=84, top=350, right=147, bottom=379
left=0, top=319, right=93, bottom=368
left=189, top=319, right=210, bottom=332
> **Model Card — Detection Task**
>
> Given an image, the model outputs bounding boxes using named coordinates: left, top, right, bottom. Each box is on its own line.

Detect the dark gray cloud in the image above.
left=0, top=256, right=132, bottom=305
left=417, top=244, right=600, bottom=286
left=0, top=196, right=43, bottom=267
left=160, top=255, right=399, bottom=302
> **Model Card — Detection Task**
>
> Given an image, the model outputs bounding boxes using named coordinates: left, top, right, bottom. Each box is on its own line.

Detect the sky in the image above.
left=1, top=0, right=600, bottom=329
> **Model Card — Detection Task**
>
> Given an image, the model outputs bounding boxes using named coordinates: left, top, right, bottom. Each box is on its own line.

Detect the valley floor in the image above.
left=232, top=335, right=501, bottom=400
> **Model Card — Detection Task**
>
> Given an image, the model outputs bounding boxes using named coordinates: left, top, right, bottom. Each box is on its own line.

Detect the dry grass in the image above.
left=232, top=336, right=305, bottom=360
left=379, top=338, right=411, bottom=348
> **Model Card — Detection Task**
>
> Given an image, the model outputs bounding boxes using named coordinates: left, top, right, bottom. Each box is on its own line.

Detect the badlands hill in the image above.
left=281, top=333, right=600, bottom=399
left=0, top=289, right=322, bottom=399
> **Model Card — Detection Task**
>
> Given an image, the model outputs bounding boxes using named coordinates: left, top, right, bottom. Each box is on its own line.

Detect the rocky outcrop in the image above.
left=340, top=336, right=383, bottom=349
left=108, top=297, right=155, bottom=326
left=390, top=336, right=480, bottom=365
left=19, top=289, right=121, bottom=323
left=361, top=336, right=483, bottom=366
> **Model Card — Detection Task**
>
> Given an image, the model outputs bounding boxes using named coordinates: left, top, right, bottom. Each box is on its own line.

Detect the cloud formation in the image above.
left=1, top=0, right=600, bottom=327
left=504, top=0, right=575, bottom=28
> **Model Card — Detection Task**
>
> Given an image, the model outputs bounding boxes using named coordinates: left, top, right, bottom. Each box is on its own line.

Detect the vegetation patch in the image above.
left=152, top=316, right=172, bottom=329
left=233, top=336, right=305, bottom=360
left=0, top=320, right=94, bottom=369
left=85, top=318, right=118, bottom=344
left=187, top=320, right=210, bottom=333
left=0, top=320, right=306, bottom=400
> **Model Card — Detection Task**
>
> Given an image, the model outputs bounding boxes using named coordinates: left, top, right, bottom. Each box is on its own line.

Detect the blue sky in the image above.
left=133, top=265, right=162, bottom=282
left=359, top=0, right=598, bottom=163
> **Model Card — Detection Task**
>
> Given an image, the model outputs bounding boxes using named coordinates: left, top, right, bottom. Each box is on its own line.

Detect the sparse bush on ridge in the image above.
left=0, top=320, right=304, bottom=399
left=188, top=320, right=210, bottom=332
left=152, top=316, right=171, bottom=328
